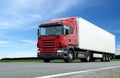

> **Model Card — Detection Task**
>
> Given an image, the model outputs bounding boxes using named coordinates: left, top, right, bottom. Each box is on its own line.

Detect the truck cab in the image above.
left=37, top=17, right=77, bottom=62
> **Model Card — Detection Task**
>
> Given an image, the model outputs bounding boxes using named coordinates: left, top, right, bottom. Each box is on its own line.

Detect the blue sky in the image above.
left=0, top=0, right=120, bottom=58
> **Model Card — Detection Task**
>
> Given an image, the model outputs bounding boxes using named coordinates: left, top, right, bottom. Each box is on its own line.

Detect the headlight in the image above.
left=57, top=50, right=64, bottom=53
left=57, top=50, right=64, bottom=55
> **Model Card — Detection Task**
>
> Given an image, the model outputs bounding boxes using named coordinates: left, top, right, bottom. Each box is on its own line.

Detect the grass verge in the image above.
left=0, top=59, right=80, bottom=62
left=0, top=59, right=120, bottom=62
left=112, top=74, right=120, bottom=78
left=0, top=59, right=43, bottom=62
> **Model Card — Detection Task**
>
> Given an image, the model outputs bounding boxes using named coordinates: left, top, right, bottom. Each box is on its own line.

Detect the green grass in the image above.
left=112, top=74, right=120, bottom=78
left=0, top=59, right=120, bottom=62
left=111, top=59, right=120, bottom=61
left=51, top=59, right=80, bottom=63
left=0, top=59, right=43, bottom=62
left=0, top=59, right=80, bottom=63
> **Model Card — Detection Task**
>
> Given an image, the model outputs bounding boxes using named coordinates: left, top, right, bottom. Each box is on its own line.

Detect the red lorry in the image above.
left=37, top=17, right=115, bottom=62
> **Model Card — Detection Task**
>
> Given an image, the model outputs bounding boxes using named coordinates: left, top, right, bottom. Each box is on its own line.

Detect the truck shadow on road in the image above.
left=44, top=61, right=105, bottom=63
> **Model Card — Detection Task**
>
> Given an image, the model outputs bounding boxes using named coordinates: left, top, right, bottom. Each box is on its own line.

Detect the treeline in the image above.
left=1, top=57, right=40, bottom=60
left=115, top=55, right=120, bottom=59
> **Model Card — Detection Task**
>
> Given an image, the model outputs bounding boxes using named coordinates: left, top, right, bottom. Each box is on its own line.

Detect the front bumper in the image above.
left=37, top=53, right=66, bottom=59
left=37, top=48, right=68, bottom=59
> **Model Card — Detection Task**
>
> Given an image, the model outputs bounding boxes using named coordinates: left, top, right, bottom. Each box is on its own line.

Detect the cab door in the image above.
left=64, top=25, right=75, bottom=46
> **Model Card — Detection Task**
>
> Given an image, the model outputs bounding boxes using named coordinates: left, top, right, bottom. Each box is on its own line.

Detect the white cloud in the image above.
left=0, top=39, right=37, bottom=59
left=0, top=41, right=9, bottom=45
left=14, top=51, right=36, bottom=57
left=51, top=0, right=106, bottom=14
left=12, top=51, right=36, bottom=58
left=0, top=21, right=10, bottom=26
left=0, top=0, right=108, bottom=30
left=0, top=0, right=45, bottom=30
left=31, top=14, right=43, bottom=20
left=0, top=20, right=12, bottom=29
left=0, top=51, right=36, bottom=59
left=0, top=0, right=89, bottom=30
left=21, top=40, right=36, bottom=44
left=52, top=0, right=81, bottom=14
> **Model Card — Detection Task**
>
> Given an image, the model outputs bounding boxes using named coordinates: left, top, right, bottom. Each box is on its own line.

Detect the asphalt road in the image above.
left=0, top=62, right=120, bottom=78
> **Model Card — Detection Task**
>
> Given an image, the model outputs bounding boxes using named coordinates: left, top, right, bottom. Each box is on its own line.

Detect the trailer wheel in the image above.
left=108, top=55, right=111, bottom=62
left=101, top=54, right=106, bottom=62
left=64, top=50, right=73, bottom=62
left=105, top=54, right=109, bottom=62
left=43, top=59, right=51, bottom=63
left=106, top=54, right=111, bottom=62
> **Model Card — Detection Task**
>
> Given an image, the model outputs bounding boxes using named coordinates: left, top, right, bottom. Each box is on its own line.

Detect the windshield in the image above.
left=38, top=25, right=63, bottom=36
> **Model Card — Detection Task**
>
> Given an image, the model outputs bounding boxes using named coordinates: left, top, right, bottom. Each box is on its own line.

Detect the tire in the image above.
left=105, top=54, right=111, bottom=62
left=106, top=54, right=111, bottom=62
left=108, top=55, right=111, bottom=62
left=105, top=54, right=109, bottom=62
left=101, top=54, right=106, bottom=62
left=81, top=52, right=91, bottom=62
left=64, top=50, right=73, bottom=63
left=86, top=53, right=91, bottom=62
left=43, top=59, right=51, bottom=63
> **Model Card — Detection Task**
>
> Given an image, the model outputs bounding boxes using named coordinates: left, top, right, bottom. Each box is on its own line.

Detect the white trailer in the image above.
left=77, top=17, right=115, bottom=62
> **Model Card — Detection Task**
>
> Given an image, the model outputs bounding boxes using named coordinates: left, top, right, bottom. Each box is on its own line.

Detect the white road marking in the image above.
left=34, top=66, right=120, bottom=78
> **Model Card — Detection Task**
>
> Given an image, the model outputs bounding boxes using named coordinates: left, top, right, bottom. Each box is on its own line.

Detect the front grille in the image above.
left=41, top=40, right=56, bottom=54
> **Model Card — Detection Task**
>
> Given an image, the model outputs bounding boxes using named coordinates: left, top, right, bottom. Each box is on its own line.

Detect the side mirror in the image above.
left=37, top=29, right=40, bottom=37
left=64, top=29, right=69, bottom=35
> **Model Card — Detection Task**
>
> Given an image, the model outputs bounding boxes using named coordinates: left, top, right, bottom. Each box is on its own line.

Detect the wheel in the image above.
left=86, top=53, right=91, bottom=62
left=108, top=55, right=111, bottom=62
left=105, top=54, right=109, bottom=62
left=85, top=52, right=92, bottom=62
left=106, top=54, right=111, bottom=62
left=81, top=52, right=91, bottom=62
left=43, top=59, right=51, bottom=63
left=101, top=54, right=106, bottom=62
left=64, top=50, right=73, bottom=62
